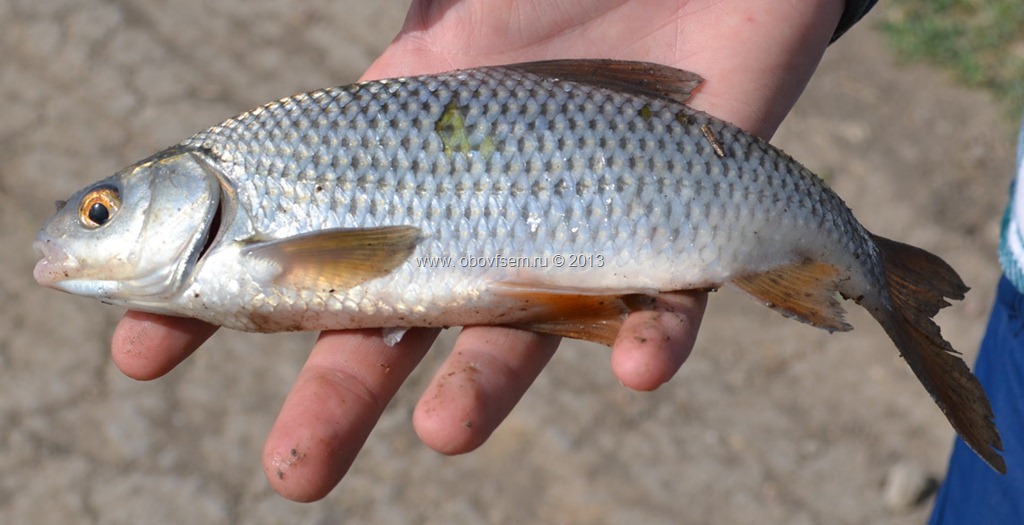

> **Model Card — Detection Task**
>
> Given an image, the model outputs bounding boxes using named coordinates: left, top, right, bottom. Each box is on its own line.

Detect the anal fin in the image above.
left=730, top=260, right=852, bottom=333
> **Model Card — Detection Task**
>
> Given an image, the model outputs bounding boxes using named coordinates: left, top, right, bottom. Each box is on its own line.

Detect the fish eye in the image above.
left=78, top=185, right=121, bottom=228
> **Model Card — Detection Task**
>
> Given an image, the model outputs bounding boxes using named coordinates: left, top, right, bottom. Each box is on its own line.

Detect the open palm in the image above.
left=112, top=0, right=844, bottom=502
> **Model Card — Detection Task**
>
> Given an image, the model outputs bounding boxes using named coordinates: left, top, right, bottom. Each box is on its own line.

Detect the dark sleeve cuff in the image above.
left=830, top=0, right=878, bottom=43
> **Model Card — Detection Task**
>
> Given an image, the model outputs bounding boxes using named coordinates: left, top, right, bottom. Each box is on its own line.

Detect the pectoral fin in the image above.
left=730, top=260, right=852, bottom=333
left=244, top=225, right=422, bottom=290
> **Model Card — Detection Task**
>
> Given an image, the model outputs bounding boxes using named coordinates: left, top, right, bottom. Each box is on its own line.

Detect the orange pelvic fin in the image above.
left=492, top=282, right=659, bottom=346
left=243, top=225, right=422, bottom=291
left=730, top=260, right=853, bottom=333
left=869, top=234, right=1005, bottom=474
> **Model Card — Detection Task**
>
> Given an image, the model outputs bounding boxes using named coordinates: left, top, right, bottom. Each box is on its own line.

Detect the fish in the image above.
left=32, top=59, right=1004, bottom=473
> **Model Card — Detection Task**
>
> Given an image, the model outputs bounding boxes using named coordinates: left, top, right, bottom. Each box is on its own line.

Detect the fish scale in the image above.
left=34, top=59, right=1004, bottom=473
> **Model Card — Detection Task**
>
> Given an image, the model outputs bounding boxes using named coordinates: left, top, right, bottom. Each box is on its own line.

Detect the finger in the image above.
left=610, top=291, right=708, bottom=391
left=263, top=328, right=437, bottom=502
left=111, top=310, right=219, bottom=381
left=413, top=327, right=558, bottom=455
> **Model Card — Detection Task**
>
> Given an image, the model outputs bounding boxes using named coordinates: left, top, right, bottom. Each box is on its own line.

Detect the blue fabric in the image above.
left=929, top=276, right=1024, bottom=524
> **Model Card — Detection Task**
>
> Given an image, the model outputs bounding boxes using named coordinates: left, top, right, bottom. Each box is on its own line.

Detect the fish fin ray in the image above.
left=870, top=234, right=1005, bottom=473
left=869, top=234, right=967, bottom=333
left=243, top=225, right=422, bottom=290
left=730, top=260, right=852, bottom=332
left=502, top=59, right=703, bottom=105
left=492, top=282, right=658, bottom=346
left=382, top=327, right=410, bottom=347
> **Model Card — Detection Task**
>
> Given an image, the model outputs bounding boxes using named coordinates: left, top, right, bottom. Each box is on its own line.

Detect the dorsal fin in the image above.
left=502, top=59, right=703, bottom=105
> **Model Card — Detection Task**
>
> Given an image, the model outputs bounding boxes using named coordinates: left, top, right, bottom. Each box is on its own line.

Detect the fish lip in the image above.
left=32, top=238, right=78, bottom=286
left=32, top=239, right=121, bottom=297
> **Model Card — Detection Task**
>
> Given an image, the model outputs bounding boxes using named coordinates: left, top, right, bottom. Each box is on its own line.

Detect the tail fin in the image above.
left=870, top=234, right=1005, bottom=474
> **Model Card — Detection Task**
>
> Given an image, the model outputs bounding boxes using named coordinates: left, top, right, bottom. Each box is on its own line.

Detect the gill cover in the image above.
left=33, top=149, right=221, bottom=306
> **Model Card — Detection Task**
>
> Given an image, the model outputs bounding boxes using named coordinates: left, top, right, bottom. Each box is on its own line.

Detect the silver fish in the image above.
left=33, top=60, right=1004, bottom=472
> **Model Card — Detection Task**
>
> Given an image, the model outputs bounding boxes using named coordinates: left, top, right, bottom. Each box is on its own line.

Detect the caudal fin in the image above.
left=870, top=234, right=1005, bottom=474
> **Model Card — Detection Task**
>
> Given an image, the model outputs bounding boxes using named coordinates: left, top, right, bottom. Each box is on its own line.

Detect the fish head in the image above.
left=33, top=149, right=221, bottom=307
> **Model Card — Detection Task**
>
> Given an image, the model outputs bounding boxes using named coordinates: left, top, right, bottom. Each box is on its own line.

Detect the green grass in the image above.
left=881, top=0, right=1024, bottom=117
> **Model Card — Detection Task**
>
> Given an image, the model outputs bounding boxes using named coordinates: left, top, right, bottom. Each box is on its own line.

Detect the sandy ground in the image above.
left=0, top=2, right=1015, bottom=523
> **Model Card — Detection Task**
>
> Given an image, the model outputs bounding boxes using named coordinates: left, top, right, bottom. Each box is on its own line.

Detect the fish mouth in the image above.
left=32, top=238, right=78, bottom=287
left=32, top=236, right=135, bottom=299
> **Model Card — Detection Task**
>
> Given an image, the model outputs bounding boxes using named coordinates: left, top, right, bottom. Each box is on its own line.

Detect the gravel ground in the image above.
left=0, top=2, right=1013, bottom=523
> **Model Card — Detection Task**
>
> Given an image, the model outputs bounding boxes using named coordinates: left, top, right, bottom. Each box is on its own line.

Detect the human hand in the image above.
left=112, top=0, right=844, bottom=501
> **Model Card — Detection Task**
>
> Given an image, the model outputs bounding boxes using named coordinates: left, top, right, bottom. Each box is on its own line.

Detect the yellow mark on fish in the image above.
left=435, top=101, right=495, bottom=159
left=700, top=124, right=726, bottom=158
left=639, top=104, right=653, bottom=121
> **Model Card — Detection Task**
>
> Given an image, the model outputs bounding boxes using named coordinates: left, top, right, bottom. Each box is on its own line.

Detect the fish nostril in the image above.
left=33, top=239, right=70, bottom=262
left=32, top=240, right=47, bottom=258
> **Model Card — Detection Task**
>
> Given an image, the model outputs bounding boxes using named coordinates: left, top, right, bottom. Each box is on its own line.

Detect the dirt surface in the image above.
left=0, top=2, right=1014, bottom=524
